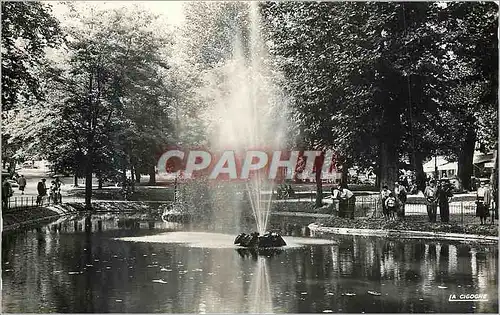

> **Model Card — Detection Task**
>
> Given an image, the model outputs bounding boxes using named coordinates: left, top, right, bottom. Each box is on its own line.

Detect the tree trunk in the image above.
left=130, top=165, right=136, bottom=192
left=341, top=164, right=348, bottom=187
left=122, top=168, right=127, bottom=184
left=74, top=175, right=78, bottom=187
left=379, top=141, right=399, bottom=191
left=374, top=166, right=381, bottom=188
left=134, top=165, right=141, bottom=184
left=458, top=122, right=476, bottom=191
left=8, top=160, right=15, bottom=174
left=97, top=174, right=103, bottom=190
left=84, top=154, right=93, bottom=210
left=314, top=152, right=325, bottom=208
left=413, top=152, right=426, bottom=193
left=148, top=163, right=156, bottom=185
left=315, top=168, right=323, bottom=208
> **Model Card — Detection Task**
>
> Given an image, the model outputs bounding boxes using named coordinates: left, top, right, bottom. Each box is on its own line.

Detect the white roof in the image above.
left=423, top=157, right=457, bottom=172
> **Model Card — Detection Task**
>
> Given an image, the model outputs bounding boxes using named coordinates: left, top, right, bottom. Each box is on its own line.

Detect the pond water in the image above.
left=2, top=214, right=498, bottom=313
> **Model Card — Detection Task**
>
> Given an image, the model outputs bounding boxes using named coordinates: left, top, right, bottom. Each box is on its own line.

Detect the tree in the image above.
left=261, top=1, right=497, bottom=197
left=439, top=2, right=498, bottom=190
left=51, top=5, right=172, bottom=209
left=1, top=1, right=63, bottom=110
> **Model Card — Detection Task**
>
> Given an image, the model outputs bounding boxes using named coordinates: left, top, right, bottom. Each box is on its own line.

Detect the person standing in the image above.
left=17, top=174, right=27, bottom=195
left=37, top=178, right=47, bottom=206
left=338, top=185, right=355, bottom=219
left=424, top=180, right=438, bottom=222
left=54, top=177, right=62, bottom=204
left=2, top=178, right=13, bottom=209
left=437, top=179, right=453, bottom=223
left=49, top=181, right=57, bottom=204
left=385, top=192, right=398, bottom=220
left=476, top=180, right=491, bottom=225
left=394, top=181, right=407, bottom=219
left=380, top=185, right=391, bottom=219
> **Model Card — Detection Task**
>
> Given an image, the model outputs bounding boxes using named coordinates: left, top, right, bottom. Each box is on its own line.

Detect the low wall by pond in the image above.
left=308, top=223, right=499, bottom=243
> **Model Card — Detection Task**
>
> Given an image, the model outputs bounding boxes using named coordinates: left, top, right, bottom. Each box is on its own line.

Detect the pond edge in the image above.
left=307, top=223, right=499, bottom=243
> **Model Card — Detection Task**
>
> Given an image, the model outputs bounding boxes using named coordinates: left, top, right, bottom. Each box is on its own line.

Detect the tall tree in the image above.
left=52, top=6, right=172, bottom=209
left=1, top=1, right=63, bottom=110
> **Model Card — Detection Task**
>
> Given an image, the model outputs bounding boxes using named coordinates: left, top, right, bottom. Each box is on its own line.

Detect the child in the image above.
left=385, top=192, right=398, bottom=220
left=49, top=181, right=58, bottom=204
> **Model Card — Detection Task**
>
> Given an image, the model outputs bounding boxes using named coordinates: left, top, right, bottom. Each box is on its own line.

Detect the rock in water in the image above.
left=234, top=232, right=286, bottom=248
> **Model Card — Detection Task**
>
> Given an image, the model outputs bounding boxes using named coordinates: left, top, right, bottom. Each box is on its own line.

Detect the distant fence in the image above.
left=274, top=193, right=482, bottom=223
left=2, top=195, right=78, bottom=212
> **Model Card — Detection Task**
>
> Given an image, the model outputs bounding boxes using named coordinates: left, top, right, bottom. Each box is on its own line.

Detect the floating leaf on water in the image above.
left=438, top=286, right=447, bottom=289
left=368, top=291, right=381, bottom=296
left=152, top=279, right=168, bottom=284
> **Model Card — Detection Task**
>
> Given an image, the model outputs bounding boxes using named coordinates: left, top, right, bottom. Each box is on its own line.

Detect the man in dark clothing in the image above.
left=18, top=175, right=27, bottom=195
left=2, top=179, right=13, bottom=209
left=37, top=178, right=47, bottom=206
left=437, top=179, right=453, bottom=223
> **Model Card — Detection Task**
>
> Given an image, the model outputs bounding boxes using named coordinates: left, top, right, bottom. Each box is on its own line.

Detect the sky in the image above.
left=48, top=1, right=186, bottom=25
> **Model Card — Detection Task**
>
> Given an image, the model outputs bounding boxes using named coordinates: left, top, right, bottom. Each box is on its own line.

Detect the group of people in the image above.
left=423, top=179, right=453, bottom=223
left=380, top=181, right=408, bottom=220
left=423, top=178, right=496, bottom=225
left=37, top=178, right=62, bottom=205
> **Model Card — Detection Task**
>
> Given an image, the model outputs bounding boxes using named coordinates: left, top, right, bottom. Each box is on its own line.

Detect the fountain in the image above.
left=198, top=2, right=290, bottom=246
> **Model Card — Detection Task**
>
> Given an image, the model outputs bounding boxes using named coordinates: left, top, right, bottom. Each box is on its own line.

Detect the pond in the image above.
left=2, top=214, right=498, bottom=313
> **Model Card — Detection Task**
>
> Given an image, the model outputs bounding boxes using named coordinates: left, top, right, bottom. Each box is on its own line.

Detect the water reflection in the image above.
left=2, top=215, right=498, bottom=313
